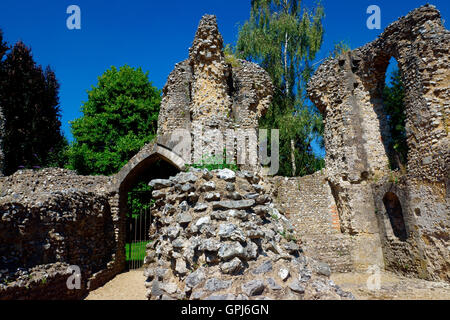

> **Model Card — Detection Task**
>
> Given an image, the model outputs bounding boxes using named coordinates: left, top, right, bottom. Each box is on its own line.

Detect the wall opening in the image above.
left=119, top=156, right=180, bottom=270
left=382, top=57, right=408, bottom=171
left=383, top=192, right=407, bottom=241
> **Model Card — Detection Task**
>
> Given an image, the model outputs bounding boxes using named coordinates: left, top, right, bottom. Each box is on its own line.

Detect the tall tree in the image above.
left=383, top=68, right=407, bottom=169
left=0, top=41, right=67, bottom=175
left=69, top=65, right=161, bottom=176
left=0, top=29, right=8, bottom=176
left=236, top=0, right=325, bottom=176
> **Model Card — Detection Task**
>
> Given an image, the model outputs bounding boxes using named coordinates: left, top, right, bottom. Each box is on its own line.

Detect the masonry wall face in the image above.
left=308, top=5, right=449, bottom=281
left=0, top=169, right=122, bottom=299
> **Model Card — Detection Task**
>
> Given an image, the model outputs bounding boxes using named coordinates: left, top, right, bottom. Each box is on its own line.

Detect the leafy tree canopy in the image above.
left=68, top=65, right=161, bottom=175
left=235, top=0, right=325, bottom=177
left=0, top=38, right=67, bottom=175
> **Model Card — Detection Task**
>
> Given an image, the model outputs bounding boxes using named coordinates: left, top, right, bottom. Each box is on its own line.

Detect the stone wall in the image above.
left=269, top=172, right=355, bottom=273
left=308, top=5, right=449, bottom=281
left=143, top=169, right=354, bottom=300
left=0, top=103, right=4, bottom=177
left=0, top=169, right=122, bottom=299
left=157, top=15, right=273, bottom=171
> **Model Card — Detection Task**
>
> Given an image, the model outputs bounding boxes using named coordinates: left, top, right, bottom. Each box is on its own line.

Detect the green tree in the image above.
left=383, top=68, right=407, bottom=169
left=236, top=0, right=325, bottom=176
left=69, top=65, right=161, bottom=175
left=0, top=40, right=67, bottom=175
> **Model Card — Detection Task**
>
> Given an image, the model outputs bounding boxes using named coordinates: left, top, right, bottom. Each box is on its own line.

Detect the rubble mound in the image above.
left=144, top=169, right=354, bottom=300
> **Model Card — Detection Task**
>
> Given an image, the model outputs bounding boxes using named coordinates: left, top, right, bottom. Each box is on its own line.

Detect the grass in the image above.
left=126, top=241, right=150, bottom=262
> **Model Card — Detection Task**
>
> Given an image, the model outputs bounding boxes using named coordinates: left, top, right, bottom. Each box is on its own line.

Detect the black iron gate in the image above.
left=126, top=191, right=153, bottom=270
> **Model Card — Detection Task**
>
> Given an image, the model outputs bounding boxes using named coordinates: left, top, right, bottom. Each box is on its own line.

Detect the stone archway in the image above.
left=110, top=142, right=187, bottom=271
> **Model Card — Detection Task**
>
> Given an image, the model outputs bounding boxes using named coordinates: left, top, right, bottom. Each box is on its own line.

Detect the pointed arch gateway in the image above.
left=111, top=141, right=188, bottom=270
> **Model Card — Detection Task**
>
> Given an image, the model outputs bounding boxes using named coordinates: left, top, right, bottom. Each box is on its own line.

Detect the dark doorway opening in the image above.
left=383, top=192, right=407, bottom=241
left=124, top=159, right=180, bottom=270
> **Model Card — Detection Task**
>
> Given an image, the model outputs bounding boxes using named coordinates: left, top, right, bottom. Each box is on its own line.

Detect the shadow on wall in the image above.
left=383, top=192, right=407, bottom=241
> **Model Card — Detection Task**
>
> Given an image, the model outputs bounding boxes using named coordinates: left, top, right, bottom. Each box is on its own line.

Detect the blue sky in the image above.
left=0, top=0, right=449, bottom=155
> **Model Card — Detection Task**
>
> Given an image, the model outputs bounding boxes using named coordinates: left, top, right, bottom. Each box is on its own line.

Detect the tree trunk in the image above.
left=284, top=31, right=296, bottom=176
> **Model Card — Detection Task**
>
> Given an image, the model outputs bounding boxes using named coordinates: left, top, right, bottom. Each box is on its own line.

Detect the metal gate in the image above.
left=127, top=192, right=153, bottom=270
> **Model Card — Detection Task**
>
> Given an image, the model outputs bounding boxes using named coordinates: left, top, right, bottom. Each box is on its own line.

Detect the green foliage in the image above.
left=126, top=241, right=149, bottom=262
left=236, top=0, right=326, bottom=177
left=187, top=149, right=239, bottom=172
left=128, top=181, right=154, bottom=218
left=383, top=68, right=408, bottom=168
left=0, top=38, right=68, bottom=175
left=224, top=44, right=241, bottom=68
left=331, top=40, right=351, bottom=58
left=68, top=65, right=161, bottom=175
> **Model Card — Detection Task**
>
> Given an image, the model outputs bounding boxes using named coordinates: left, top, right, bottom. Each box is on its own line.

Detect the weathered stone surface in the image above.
left=149, top=179, right=173, bottom=190
left=307, top=5, right=450, bottom=282
left=212, top=200, right=255, bottom=210
left=242, top=280, right=265, bottom=296
left=144, top=169, right=353, bottom=301
left=204, top=278, right=232, bottom=292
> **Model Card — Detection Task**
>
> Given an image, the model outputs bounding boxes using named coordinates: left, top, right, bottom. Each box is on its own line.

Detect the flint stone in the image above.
left=194, top=203, right=208, bottom=212
left=315, top=262, right=331, bottom=277
left=181, top=183, right=195, bottom=193
left=242, top=280, right=265, bottom=296
left=283, top=242, right=300, bottom=253
left=278, top=268, right=290, bottom=281
left=204, top=278, right=232, bottom=292
left=225, top=182, right=235, bottom=192
left=212, top=200, right=255, bottom=210
left=176, top=213, right=192, bottom=225
left=211, top=211, right=227, bottom=221
left=151, top=280, right=164, bottom=297
left=266, top=278, right=282, bottom=290
left=202, top=170, right=213, bottom=180
left=220, top=257, right=243, bottom=275
left=199, top=238, right=221, bottom=252
left=176, top=172, right=198, bottom=184
left=218, top=242, right=245, bottom=261
left=152, top=190, right=165, bottom=199
left=216, top=169, right=236, bottom=181
left=205, top=192, right=221, bottom=201
left=185, top=269, right=205, bottom=288
left=161, top=282, right=178, bottom=295
left=195, top=216, right=211, bottom=227
left=175, top=259, right=188, bottom=275
left=228, top=192, right=243, bottom=200
left=228, top=210, right=249, bottom=220
left=179, top=201, right=189, bottom=212
left=289, top=281, right=305, bottom=294
left=218, top=223, right=237, bottom=238
left=149, top=179, right=173, bottom=190
left=253, top=206, right=269, bottom=217
left=201, top=181, right=216, bottom=192
left=252, top=260, right=273, bottom=275
left=246, top=229, right=265, bottom=239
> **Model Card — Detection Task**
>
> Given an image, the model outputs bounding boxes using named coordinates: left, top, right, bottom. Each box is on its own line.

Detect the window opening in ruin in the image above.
left=383, top=57, right=408, bottom=171
left=383, top=192, right=407, bottom=241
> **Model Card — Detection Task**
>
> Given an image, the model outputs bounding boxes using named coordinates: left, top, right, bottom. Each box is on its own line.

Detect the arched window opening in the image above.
left=383, top=192, right=407, bottom=241
left=383, top=57, right=408, bottom=171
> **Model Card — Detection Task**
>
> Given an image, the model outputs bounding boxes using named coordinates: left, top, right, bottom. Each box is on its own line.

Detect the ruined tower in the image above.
left=157, top=15, right=273, bottom=171
left=308, top=5, right=449, bottom=281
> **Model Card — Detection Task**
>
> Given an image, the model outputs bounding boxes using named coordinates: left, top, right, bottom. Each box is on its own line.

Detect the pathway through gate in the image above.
left=126, top=191, right=153, bottom=270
